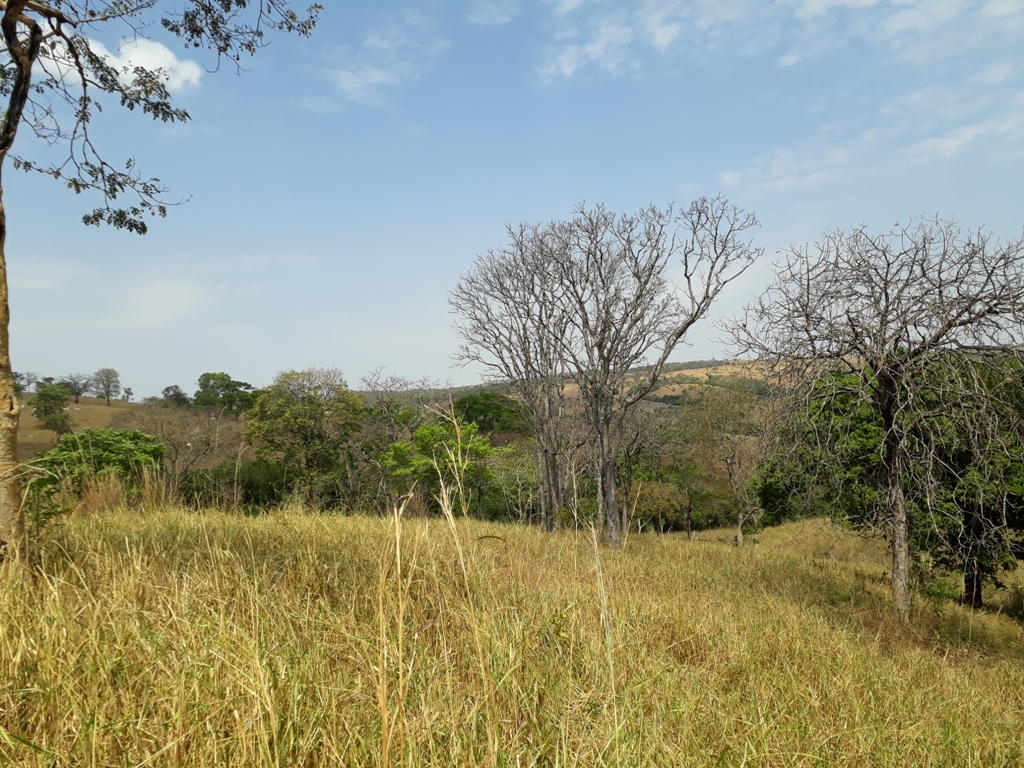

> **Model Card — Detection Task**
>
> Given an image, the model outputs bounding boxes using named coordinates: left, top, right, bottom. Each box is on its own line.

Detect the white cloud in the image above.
left=323, top=8, right=450, bottom=105
left=795, top=0, right=881, bottom=21
left=540, top=17, right=634, bottom=78
left=467, top=0, right=521, bottom=25
left=90, top=39, right=202, bottom=93
left=984, top=0, right=1024, bottom=16
left=534, top=0, right=1018, bottom=79
left=549, top=0, right=586, bottom=17
left=882, top=0, right=971, bottom=36
left=329, top=66, right=401, bottom=104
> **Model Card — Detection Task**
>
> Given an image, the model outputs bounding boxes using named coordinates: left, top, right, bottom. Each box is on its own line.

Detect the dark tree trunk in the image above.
left=964, top=560, right=984, bottom=609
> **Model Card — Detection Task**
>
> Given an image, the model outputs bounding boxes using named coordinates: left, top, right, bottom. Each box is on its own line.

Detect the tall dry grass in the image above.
left=1, top=509, right=1023, bottom=766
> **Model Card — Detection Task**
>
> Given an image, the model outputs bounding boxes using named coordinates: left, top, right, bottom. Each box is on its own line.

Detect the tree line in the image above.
left=9, top=193, right=1024, bottom=624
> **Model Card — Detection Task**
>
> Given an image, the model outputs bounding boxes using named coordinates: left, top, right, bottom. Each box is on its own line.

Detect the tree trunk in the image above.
left=0, top=8, right=39, bottom=564
left=964, top=559, right=984, bottom=609
left=544, top=449, right=560, bottom=532
left=889, top=480, right=911, bottom=621
left=736, top=510, right=744, bottom=548
left=685, top=498, right=692, bottom=540
left=879, top=385, right=910, bottom=622
left=599, top=429, right=621, bottom=548
left=0, top=201, right=23, bottom=564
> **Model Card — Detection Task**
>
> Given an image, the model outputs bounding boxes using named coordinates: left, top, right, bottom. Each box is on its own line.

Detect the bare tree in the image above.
left=450, top=223, right=574, bottom=530
left=114, top=404, right=244, bottom=494
left=550, top=198, right=760, bottom=547
left=58, top=373, right=92, bottom=404
left=734, top=218, right=1024, bottom=619
left=0, top=1, right=319, bottom=562
left=90, top=368, right=121, bottom=407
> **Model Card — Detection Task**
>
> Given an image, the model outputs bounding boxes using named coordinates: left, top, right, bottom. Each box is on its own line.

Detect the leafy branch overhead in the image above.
left=0, top=1, right=321, bottom=233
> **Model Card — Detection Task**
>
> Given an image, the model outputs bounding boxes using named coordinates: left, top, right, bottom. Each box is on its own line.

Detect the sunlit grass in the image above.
left=2, top=509, right=1023, bottom=766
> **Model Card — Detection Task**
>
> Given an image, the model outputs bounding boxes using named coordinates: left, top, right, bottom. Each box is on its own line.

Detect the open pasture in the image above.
left=2, top=511, right=1023, bottom=766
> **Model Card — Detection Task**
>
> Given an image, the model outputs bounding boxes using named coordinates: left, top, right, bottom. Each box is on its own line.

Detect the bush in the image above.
left=26, top=429, right=165, bottom=523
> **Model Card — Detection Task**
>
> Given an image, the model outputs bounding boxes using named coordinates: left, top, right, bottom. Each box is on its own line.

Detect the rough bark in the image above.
left=888, top=475, right=911, bottom=620
left=0, top=2, right=41, bottom=562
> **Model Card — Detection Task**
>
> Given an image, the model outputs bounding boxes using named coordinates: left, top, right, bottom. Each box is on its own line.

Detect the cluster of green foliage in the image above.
left=28, top=361, right=762, bottom=532
left=453, top=392, right=525, bottom=434
left=27, top=429, right=165, bottom=524
left=756, top=362, right=1024, bottom=595
left=31, top=384, right=74, bottom=437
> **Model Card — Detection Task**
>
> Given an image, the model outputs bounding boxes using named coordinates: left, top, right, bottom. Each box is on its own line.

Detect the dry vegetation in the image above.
left=2, top=507, right=1023, bottom=766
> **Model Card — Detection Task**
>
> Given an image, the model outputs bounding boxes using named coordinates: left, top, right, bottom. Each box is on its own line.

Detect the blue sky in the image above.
left=9, top=0, right=1024, bottom=397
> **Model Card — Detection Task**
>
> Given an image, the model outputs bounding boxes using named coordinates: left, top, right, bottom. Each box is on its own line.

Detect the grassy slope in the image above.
left=2, top=511, right=1023, bottom=766
left=18, top=396, right=135, bottom=458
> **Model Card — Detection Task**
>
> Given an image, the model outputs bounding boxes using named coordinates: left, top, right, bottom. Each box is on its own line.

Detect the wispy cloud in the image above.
left=467, top=0, right=521, bottom=25
left=719, top=79, right=1024, bottom=195
left=538, top=0, right=1019, bottom=79
left=322, top=8, right=451, bottom=105
left=539, top=15, right=634, bottom=79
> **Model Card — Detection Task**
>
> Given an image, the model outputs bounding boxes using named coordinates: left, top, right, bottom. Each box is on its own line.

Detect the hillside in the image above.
left=2, top=510, right=1022, bottom=766
left=18, top=395, right=140, bottom=458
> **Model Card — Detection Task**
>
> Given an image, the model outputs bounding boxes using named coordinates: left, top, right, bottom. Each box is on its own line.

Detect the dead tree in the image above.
left=450, top=223, right=573, bottom=530
left=550, top=199, right=760, bottom=547
left=735, top=218, right=1024, bottom=619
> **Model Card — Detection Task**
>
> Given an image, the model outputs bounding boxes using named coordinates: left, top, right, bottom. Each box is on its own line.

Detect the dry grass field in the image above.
left=2, top=508, right=1023, bottom=766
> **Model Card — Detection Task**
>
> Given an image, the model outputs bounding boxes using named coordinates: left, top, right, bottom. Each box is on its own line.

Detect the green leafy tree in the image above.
left=757, top=364, right=1024, bottom=609
left=244, top=368, right=366, bottom=506
left=0, top=1, right=320, bottom=561
left=383, top=416, right=494, bottom=516
left=30, top=429, right=165, bottom=498
left=453, top=392, right=525, bottom=434
left=30, top=383, right=73, bottom=438
left=736, top=217, right=1024, bottom=619
left=194, top=372, right=256, bottom=414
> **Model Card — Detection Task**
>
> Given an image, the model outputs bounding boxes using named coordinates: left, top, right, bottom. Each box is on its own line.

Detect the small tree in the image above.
left=12, top=372, right=37, bottom=395
left=160, top=385, right=192, bottom=408
left=735, top=217, right=1024, bottom=619
left=30, top=428, right=164, bottom=498
left=383, top=413, right=494, bottom=517
left=115, top=403, right=243, bottom=494
left=194, top=372, right=256, bottom=414
left=244, top=368, right=366, bottom=506
left=90, top=368, right=122, bottom=406
left=58, top=373, right=92, bottom=404
left=30, top=383, right=73, bottom=438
